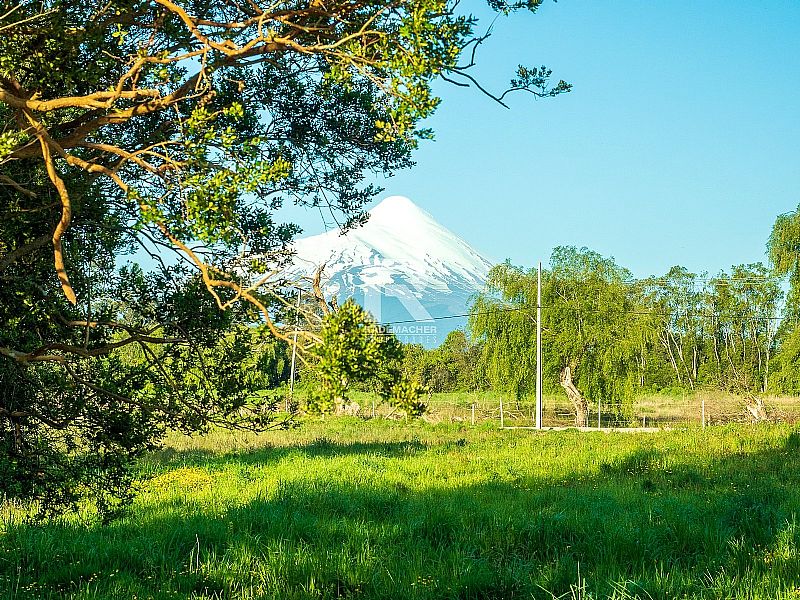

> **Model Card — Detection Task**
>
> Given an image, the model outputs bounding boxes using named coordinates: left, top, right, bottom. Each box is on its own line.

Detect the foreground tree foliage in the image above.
left=0, top=0, right=569, bottom=516
left=769, top=203, right=800, bottom=321
left=306, top=300, right=426, bottom=417
left=767, top=202, right=800, bottom=398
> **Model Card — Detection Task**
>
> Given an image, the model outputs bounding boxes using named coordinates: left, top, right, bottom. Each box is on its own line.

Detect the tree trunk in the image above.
left=746, top=396, right=767, bottom=422
left=764, top=329, right=771, bottom=393
left=560, top=365, right=589, bottom=427
left=639, top=343, right=646, bottom=388
left=661, top=331, right=682, bottom=385
left=671, top=330, right=694, bottom=390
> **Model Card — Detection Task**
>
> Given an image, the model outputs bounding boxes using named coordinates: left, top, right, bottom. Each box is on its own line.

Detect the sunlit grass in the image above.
left=2, top=419, right=799, bottom=599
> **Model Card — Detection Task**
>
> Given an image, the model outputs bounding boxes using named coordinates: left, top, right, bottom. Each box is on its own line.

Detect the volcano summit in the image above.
left=291, top=196, right=492, bottom=346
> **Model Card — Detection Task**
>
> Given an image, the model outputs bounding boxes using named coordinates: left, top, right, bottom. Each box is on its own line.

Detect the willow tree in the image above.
left=769, top=205, right=800, bottom=318
left=767, top=205, right=800, bottom=398
left=0, top=0, right=568, bottom=515
left=470, top=248, right=638, bottom=427
left=545, top=247, right=640, bottom=425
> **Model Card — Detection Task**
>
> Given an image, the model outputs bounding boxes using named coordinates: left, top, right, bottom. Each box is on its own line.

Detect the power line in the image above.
left=520, top=274, right=783, bottom=289
left=629, top=277, right=778, bottom=283
left=381, top=306, right=521, bottom=327
left=379, top=304, right=790, bottom=328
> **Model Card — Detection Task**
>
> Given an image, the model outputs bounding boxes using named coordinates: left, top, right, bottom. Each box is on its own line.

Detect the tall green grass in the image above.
left=2, top=420, right=799, bottom=599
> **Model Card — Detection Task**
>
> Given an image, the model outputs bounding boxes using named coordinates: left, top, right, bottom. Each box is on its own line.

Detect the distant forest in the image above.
left=286, top=247, right=791, bottom=414
left=425, top=246, right=790, bottom=423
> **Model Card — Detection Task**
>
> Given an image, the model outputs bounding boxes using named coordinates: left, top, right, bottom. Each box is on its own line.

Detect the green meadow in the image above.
left=2, top=419, right=800, bottom=599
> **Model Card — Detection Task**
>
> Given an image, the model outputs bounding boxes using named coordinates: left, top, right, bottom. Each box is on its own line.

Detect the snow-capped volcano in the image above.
left=291, top=196, right=492, bottom=347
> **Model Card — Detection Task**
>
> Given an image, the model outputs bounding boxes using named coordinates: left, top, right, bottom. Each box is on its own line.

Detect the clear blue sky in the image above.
left=306, top=1, right=800, bottom=279
left=304, top=0, right=800, bottom=276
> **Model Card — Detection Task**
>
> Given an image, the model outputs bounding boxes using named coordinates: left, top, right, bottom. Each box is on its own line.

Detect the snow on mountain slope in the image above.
left=290, top=196, right=493, bottom=346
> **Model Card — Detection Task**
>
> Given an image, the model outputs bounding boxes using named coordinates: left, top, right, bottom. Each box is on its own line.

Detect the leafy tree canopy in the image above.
left=400, top=330, right=482, bottom=394
left=0, top=0, right=569, bottom=516
left=308, top=299, right=426, bottom=416
left=769, top=203, right=800, bottom=319
left=471, top=247, right=637, bottom=420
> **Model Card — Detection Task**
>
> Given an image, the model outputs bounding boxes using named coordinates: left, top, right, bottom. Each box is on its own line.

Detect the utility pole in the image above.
left=536, top=261, right=543, bottom=430
left=701, top=396, right=706, bottom=429
left=288, top=289, right=302, bottom=412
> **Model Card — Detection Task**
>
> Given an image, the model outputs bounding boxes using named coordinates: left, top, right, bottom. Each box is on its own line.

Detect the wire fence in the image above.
left=327, top=393, right=800, bottom=429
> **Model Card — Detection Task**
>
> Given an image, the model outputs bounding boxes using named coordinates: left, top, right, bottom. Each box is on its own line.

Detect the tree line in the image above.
left=400, top=210, right=800, bottom=425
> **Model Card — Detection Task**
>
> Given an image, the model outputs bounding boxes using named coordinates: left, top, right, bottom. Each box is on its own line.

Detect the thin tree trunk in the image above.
left=745, top=394, right=767, bottom=422
left=670, top=330, right=694, bottom=390
left=560, top=365, right=589, bottom=427
left=661, top=331, right=682, bottom=385
left=764, top=325, right=772, bottom=393
left=640, top=344, right=646, bottom=388
left=756, top=338, right=763, bottom=393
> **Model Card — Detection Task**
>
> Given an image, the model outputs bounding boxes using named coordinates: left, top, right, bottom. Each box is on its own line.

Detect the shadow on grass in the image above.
left=146, top=437, right=430, bottom=473
left=2, top=432, right=799, bottom=599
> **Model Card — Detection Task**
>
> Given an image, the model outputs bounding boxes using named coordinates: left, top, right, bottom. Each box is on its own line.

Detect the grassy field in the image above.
left=2, top=419, right=800, bottom=599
